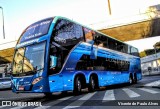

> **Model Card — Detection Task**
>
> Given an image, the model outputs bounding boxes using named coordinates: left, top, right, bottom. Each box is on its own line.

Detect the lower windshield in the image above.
left=12, top=42, right=46, bottom=76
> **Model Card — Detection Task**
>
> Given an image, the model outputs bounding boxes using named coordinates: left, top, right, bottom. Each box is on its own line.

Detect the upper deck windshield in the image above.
left=12, top=42, right=46, bottom=76
left=18, top=18, right=53, bottom=43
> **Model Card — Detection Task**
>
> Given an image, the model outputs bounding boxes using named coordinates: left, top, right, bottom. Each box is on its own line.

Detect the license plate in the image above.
left=19, top=86, right=24, bottom=90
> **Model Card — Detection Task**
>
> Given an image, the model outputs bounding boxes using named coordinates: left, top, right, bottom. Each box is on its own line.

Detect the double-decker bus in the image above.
left=11, top=16, right=142, bottom=96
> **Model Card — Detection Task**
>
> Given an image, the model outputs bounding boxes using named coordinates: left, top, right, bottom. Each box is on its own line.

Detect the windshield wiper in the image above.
left=23, top=70, right=36, bottom=76
left=36, top=68, right=44, bottom=71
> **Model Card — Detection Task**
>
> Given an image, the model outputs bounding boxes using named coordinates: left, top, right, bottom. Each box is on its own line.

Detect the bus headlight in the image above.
left=32, top=77, right=42, bottom=85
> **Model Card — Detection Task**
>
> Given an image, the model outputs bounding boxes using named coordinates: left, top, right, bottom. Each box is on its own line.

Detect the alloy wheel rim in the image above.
left=78, top=80, right=81, bottom=91
left=91, top=79, right=95, bottom=89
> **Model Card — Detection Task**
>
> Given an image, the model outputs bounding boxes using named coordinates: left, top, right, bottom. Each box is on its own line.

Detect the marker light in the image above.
left=32, top=77, right=42, bottom=85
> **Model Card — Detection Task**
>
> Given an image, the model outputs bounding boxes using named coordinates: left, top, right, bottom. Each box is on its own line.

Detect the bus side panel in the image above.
left=62, top=45, right=89, bottom=91
left=99, top=49, right=130, bottom=85
left=48, top=74, right=64, bottom=92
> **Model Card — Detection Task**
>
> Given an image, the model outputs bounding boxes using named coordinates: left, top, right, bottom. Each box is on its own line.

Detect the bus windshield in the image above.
left=12, top=42, right=46, bottom=76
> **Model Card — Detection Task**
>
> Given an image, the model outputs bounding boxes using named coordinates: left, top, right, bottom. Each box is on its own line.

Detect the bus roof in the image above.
left=17, top=16, right=138, bottom=51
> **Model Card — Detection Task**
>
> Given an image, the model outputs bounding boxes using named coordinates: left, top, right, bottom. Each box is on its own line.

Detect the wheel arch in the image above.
left=88, top=72, right=99, bottom=88
left=73, top=72, right=87, bottom=89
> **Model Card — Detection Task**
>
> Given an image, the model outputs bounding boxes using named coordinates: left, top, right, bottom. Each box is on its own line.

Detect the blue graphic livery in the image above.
left=11, top=16, right=142, bottom=95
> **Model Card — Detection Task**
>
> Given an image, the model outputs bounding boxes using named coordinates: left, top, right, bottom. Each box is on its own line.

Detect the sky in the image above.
left=0, top=0, right=108, bottom=42
left=0, top=0, right=160, bottom=51
left=126, top=36, right=160, bottom=52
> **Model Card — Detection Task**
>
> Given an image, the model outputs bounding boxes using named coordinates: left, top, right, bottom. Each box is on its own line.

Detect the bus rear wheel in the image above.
left=73, top=76, right=82, bottom=95
left=88, top=76, right=96, bottom=92
left=133, top=74, right=137, bottom=84
left=129, top=74, right=134, bottom=84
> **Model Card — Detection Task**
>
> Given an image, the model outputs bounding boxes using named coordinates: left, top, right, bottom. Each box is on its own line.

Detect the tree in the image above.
left=145, top=5, right=160, bottom=37
left=153, top=41, right=160, bottom=49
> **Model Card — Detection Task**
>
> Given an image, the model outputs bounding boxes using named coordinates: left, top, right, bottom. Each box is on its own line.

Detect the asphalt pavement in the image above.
left=0, top=75, right=160, bottom=109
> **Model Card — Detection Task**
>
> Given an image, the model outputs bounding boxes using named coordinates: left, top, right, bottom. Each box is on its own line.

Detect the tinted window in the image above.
left=95, top=33, right=108, bottom=47
left=53, top=19, right=83, bottom=46
left=83, top=27, right=95, bottom=43
left=76, top=55, right=130, bottom=71
left=131, top=47, right=139, bottom=57
left=117, top=42, right=128, bottom=53
left=108, top=38, right=117, bottom=50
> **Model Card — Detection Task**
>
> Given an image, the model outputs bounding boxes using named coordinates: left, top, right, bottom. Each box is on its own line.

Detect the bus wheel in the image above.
left=61, top=91, right=67, bottom=95
left=74, top=76, right=82, bottom=95
left=88, top=76, right=96, bottom=92
left=129, top=74, right=134, bottom=84
left=134, top=74, right=137, bottom=84
left=44, top=93, right=52, bottom=97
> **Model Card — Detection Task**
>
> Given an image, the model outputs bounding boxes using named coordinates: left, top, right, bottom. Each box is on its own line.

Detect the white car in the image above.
left=0, top=78, right=11, bottom=89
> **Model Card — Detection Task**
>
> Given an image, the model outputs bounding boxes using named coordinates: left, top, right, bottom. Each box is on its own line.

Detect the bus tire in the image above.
left=88, top=76, right=96, bottom=92
left=61, top=91, right=67, bottom=95
left=44, top=93, right=52, bottom=97
left=129, top=74, right=134, bottom=84
left=73, top=76, right=82, bottom=95
left=133, top=74, right=137, bottom=84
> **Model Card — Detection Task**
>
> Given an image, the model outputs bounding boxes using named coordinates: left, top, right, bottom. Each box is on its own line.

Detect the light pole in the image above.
left=107, top=0, right=112, bottom=15
left=0, top=6, right=5, bottom=39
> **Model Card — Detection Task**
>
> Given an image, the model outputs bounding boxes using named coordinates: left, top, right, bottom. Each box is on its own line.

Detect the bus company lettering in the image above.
left=17, top=39, right=38, bottom=48
left=25, top=32, right=42, bottom=40
left=27, top=20, right=51, bottom=31
left=66, top=68, right=74, bottom=70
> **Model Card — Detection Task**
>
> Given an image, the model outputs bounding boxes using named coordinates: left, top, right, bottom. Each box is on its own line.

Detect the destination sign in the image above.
left=19, top=18, right=53, bottom=43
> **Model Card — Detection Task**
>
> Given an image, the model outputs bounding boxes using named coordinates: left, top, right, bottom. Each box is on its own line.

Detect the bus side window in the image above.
left=83, top=27, right=94, bottom=43
left=130, top=47, right=139, bottom=57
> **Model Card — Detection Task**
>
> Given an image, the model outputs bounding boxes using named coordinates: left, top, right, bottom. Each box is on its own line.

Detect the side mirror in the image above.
left=50, top=56, right=57, bottom=68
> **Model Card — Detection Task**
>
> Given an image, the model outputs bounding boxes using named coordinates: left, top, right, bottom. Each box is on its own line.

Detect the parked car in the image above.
left=0, top=78, right=11, bottom=89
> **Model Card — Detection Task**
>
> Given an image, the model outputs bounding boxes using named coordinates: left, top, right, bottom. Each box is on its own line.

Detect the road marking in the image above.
left=10, top=107, right=26, bottom=109
left=34, top=106, right=50, bottom=109
left=0, top=106, right=7, bottom=109
left=63, top=92, right=96, bottom=109
left=139, top=88, right=160, bottom=94
left=144, top=80, right=160, bottom=86
left=102, top=90, right=115, bottom=101
left=122, top=88, right=140, bottom=98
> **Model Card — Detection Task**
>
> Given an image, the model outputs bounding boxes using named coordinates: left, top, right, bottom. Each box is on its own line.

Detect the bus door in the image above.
left=48, top=44, right=67, bottom=92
